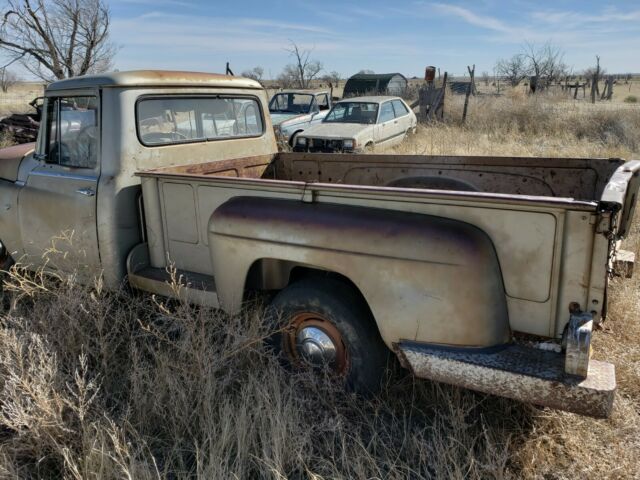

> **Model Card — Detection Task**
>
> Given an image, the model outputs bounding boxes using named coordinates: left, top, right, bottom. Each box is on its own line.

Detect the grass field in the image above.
left=0, top=82, right=45, bottom=117
left=0, top=89, right=639, bottom=479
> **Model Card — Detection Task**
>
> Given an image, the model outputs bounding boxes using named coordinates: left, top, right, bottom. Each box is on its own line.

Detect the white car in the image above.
left=293, top=96, right=417, bottom=153
left=269, top=90, right=332, bottom=146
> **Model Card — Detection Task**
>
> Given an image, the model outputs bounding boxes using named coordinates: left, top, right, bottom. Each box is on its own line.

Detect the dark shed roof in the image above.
left=343, top=73, right=407, bottom=96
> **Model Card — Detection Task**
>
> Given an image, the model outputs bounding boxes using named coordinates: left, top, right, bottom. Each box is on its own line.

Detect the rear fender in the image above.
left=208, top=196, right=510, bottom=348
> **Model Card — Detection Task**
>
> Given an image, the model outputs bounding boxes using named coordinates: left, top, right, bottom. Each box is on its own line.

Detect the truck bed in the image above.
left=148, top=152, right=624, bottom=203
left=135, top=152, right=637, bottom=341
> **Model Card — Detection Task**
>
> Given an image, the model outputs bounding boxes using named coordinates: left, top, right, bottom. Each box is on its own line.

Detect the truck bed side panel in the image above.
left=209, top=196, right=511, bottom=348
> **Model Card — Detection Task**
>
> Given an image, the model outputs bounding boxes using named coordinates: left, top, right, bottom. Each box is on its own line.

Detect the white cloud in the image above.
left=431, top=3, right=515, bottom=34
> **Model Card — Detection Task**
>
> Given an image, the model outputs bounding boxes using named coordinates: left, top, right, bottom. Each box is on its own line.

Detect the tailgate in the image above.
left=600, top=160, right=640, bottom=239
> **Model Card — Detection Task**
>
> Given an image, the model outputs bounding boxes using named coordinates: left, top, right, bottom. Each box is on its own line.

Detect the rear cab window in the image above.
left=136, top=96, right=264, bottom=146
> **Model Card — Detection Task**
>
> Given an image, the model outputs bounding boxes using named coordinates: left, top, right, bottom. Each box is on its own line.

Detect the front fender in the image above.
left=208, top=196, right=510, bottom=348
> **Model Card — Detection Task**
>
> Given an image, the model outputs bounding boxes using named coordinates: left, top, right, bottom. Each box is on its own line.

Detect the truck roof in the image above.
left=47, top=70, right=263, bottom=91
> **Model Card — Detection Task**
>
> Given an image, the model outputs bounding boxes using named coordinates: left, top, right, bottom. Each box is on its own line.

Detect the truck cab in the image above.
left=0, top=70, right=275, bottom=287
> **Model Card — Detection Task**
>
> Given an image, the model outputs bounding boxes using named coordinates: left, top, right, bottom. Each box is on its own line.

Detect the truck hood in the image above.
left=270, top=112, right=300, bottom=126
left=300, top=122, right=370, bottom=140
left=0, top=142, right=35, bottom=182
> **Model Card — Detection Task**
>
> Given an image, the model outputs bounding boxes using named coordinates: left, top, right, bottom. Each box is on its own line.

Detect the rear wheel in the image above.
left=265, top=277, right=390, bottom=393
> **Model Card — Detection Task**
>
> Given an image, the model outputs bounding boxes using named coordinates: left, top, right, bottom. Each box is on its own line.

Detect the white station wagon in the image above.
left=293, top=96, right=417, bottom=153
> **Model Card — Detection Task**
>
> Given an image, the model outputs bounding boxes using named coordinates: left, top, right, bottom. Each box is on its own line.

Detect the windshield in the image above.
left=269, top=93, right=314, bottom=114
left=323, top=102, right=379, bottom=124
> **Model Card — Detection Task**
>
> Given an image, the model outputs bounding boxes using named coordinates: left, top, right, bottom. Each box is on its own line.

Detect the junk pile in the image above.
left=0, top=113, right=40, bottom=144
left=0, top=97, right=42, bottom=144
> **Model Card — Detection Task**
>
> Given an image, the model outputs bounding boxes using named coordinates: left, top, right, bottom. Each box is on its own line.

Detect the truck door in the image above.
left=18, top=93, right=101, bottom=276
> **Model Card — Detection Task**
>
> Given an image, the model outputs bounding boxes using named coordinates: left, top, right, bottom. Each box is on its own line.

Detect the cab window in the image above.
left=137, top=96, right=264, bottom=146
left=45, top=96, right=98, bottom=169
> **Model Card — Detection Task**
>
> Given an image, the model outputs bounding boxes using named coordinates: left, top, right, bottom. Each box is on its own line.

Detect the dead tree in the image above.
left=0, top=0, right=115, bottom=81
left=0, top=68, right=18, bottom=92
left=495, top=54, right=527, bottom=87
left=283, top=41, right=323, bottom=89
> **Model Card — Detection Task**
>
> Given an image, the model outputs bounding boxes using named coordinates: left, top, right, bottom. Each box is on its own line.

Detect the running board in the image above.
left=127, top=243, right=219, bottom=308
left=396, top=342, right=615, bottom=418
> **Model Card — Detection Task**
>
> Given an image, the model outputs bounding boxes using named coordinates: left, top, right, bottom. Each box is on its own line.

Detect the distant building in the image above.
left=343, top=73, right=407, bottom=97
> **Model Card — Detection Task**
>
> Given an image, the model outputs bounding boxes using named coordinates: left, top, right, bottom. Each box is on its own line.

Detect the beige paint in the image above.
left=137, top=153, right=637, bottom=345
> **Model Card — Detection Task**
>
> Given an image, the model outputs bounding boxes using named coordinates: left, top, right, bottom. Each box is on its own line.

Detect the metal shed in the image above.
left=343, top=73, right=407, bottom=97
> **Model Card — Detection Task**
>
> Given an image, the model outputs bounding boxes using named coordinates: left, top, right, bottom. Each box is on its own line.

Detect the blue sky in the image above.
left=105, top=0, right=639, bottom=77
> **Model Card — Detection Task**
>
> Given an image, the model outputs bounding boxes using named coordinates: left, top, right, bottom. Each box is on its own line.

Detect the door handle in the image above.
left=76, top=187, right=95, bottom=197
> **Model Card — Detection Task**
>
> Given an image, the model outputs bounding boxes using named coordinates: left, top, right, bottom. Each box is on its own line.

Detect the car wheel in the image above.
left=265, top=277, right=390, bottom=393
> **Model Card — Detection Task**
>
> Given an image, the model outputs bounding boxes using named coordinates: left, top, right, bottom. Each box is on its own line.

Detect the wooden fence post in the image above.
left=462, top=64, right=475, bottom=123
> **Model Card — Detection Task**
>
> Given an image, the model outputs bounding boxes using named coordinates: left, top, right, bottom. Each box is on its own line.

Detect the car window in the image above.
left=324, top=102, right=378, bottom=124
left=269, top=93, right=314, bottom=114
left=378, top=102, right=395, bottom=123
left=45, top=96, right=98, bottom=169
left=392, top=99, right=409, bottom=117
left=316, top=94, right=330, bottom=111
left=137, top=96, right=263, bottom=146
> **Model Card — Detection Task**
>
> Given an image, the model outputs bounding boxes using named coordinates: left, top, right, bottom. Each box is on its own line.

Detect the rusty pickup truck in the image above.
left=0, top=70, right=638, bottom=418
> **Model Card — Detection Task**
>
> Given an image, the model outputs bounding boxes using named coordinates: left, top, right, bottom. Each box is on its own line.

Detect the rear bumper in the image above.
left=397, top=342, right=615, bottom=418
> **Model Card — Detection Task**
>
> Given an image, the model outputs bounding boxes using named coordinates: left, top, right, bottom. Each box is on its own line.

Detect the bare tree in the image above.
left=481, top=71, right=489, bottom=86
left=0, top=68, right=18, bottom=92
left=322, top=71, right=341, bottom=87
left=241, top=66, right=264, bottom=83
left=282, top=41, right=322, bottom=89
left=0, top=0, right=116, bottom=81
left=276, top=64, right=298, bottom=89
left=495, top=54, right=527, bottom=87
left=522, top=42, right=566, bottom=89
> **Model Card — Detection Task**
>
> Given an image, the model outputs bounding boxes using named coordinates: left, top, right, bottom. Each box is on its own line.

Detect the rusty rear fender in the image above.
left=208, top=196, right=511, bottom=349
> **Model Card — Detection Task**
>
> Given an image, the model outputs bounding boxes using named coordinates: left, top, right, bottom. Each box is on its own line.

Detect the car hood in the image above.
left=0, top=142, right=35, bottom=182
left=270, top=112, right=300, bottom=126
left=300, top=122, right=369, bottom=139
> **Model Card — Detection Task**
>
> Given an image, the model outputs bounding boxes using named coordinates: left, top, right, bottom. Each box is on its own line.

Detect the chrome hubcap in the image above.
left=296, top=326, right=337, bottom=366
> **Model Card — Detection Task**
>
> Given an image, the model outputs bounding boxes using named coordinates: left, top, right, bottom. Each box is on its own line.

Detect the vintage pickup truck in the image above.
left=0, top=71, right=638, bottom=418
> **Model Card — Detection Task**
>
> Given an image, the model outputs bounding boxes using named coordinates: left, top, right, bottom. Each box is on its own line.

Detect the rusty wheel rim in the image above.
left=284, top=312, right=348, bottom=375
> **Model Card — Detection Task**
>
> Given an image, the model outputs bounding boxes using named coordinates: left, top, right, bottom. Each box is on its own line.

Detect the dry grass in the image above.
left=0, top=82, right=45, bottom=117
left=1, top=92, right=640, bottom=478
left=393, top=90, right=640, bottom=159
